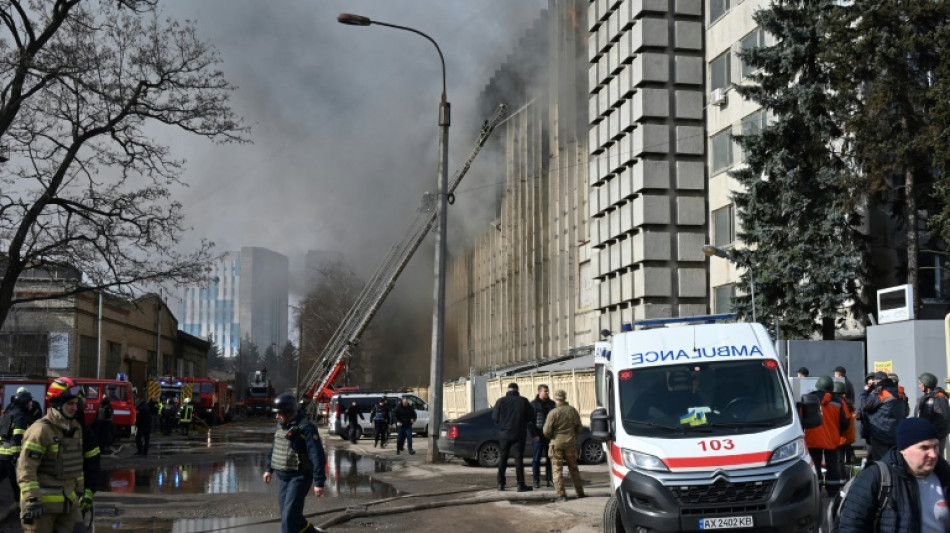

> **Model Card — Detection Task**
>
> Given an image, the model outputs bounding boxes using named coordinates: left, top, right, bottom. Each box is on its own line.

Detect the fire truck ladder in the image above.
left=299, top=103, right=509, bottom=412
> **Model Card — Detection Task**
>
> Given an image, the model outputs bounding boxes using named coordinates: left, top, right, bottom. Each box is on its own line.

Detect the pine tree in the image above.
left=833, top=1, right=950, bottom=313
left=730, top=0, right=867, bottom=338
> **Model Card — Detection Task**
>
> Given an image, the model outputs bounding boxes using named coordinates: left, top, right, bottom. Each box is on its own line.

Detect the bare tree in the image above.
left=296, top=260, right=365, bottom=388
left=0, top=0, right=247, bottom=329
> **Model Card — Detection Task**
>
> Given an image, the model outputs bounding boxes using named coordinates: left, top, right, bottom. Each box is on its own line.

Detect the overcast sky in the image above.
left=159, top=0, right=547, bottom=300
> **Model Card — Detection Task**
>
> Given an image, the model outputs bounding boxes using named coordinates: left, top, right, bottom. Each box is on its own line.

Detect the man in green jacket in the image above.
left=542, top=389, right=586, bottom=502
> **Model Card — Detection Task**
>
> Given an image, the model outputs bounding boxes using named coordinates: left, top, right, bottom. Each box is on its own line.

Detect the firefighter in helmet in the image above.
left=17, top=377, right=88, bottom=532
left=177, top=397, right=194, bottom=436
left=0, top=388, right=35, bottom=503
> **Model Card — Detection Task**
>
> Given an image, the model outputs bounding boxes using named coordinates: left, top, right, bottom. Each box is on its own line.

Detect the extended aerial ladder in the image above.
left=298, top=103, right=509, bottom=414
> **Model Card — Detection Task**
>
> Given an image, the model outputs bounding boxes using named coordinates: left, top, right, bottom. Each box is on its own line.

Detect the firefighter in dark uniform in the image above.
left=0, top=389, right=35, bottom=503
left=17, top=377, right=87, bottom=532
left=263, top=393, right=326, bottom=533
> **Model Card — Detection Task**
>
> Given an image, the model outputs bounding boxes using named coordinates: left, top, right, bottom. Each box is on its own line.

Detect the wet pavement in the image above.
left=98, top=447, right=399, bottom=498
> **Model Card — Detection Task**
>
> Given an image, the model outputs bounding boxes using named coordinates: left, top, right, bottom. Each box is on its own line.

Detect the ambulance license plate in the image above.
left=440, top=430, right=446, bottom=437
left=699, top=516, right=753, bottom=529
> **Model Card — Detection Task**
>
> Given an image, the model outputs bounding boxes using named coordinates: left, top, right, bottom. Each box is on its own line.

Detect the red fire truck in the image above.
left=181, top=377, right=232, bottom=425
left=73, top=378, right=137, bottom=437
left=241, top=369, right=274, bottom=416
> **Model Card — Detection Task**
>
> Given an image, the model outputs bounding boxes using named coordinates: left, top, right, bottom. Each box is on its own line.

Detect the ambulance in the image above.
left=591, top=316, right=821, bottom=533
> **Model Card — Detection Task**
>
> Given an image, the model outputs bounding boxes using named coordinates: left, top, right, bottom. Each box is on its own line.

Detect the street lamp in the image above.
left=338, top=13, right=449, bottom=463
left=703, top=244, right=757, bottom=323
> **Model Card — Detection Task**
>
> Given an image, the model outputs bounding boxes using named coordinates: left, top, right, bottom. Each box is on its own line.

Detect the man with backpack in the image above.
left=805, top=376, right=849, bottom=496
left=916, top=372, right=950, bottom=456
left=837, top=417, right=950, bottom=532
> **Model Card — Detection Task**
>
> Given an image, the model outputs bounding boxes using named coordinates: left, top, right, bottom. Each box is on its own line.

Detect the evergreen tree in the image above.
left=730, top=0, right=867, bottom=338
left=832, top=1, right=950, bottom=313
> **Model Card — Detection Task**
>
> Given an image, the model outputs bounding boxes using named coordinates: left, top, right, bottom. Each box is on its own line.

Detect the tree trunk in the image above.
left=906, top=167, right=920, bottom=315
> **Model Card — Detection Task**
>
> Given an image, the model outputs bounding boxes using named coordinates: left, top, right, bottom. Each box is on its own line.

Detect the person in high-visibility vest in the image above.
left=177, top=398, right=194, bottom=436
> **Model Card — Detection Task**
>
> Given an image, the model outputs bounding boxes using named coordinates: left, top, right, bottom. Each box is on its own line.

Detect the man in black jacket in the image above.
left=392, top=396, right=416, bottom=455
left=530, top=384, right=555, bottom=489
left=492, top=383, right=538, bottom=492
left=343, top=400, right=364, bottom=444
left=839, top=418, right=950, bottom=532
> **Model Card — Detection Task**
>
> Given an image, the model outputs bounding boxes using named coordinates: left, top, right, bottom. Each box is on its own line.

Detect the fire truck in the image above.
left=146, top=376, right=193, bottom=408
left=181, top=377, right=232, bottom=425
left=241, top=369, right=274, bottom=416
left=72, top=377, right=137, bottom=437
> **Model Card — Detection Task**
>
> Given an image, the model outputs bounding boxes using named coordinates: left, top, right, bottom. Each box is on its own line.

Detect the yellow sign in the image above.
left=874, top=361, right=893, bottom=374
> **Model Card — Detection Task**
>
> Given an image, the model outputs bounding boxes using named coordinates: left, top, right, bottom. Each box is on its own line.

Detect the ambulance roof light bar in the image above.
left=626, top=313, right=739, bottom=330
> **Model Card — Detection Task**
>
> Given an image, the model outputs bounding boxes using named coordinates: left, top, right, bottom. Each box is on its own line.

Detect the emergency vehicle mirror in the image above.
left=797, top=394, right=822, bottom=429
left=590, top=407, right=612, bottom=442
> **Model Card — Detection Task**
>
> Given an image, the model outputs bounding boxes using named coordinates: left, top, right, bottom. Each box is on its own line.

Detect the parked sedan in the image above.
left=437, top=408, right=605, bottom=467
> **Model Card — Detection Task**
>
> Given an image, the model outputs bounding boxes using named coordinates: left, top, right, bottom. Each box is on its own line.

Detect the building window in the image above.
left=105, top=341, right=121, bottom=380
left=740, top=27, right=766, bottom=78
left=80, top=335, right=97, bottom=377
left=714, top=284, right=736, bottom=314
left=740, top=110, right=768, bottom=160
left=711, top=127, right=734, bottom=174
left=710, top=51, right=732, bottom=92
left=713, top=205, right=736, bottom=247
left=710, top=0, right=731, bottom=23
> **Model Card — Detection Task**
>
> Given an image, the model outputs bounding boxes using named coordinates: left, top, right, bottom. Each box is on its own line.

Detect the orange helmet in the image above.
left=47, top=377, right=84, bottom=407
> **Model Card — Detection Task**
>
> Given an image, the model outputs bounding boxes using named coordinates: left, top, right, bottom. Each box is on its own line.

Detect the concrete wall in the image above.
left=867, top=320, right=948, bottom=409
left=588, top=0, right=708, bottom=330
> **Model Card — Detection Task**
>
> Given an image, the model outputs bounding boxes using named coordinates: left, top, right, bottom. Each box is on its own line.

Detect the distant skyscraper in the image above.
left=180, top=247, right=289, bottom=358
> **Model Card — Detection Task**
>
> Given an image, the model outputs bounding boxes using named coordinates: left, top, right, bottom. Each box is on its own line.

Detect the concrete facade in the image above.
left=705, top=0, right=768, bottom=314
left=0, top=272, right=207, bottom=392
left=587, top=0, right=708, bottom=332
left=180, top=246, right=289, bottom=358
left=446, top=0, right=595, bottom=377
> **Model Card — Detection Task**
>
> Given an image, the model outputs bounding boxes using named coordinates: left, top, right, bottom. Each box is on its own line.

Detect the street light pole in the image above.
left=702, top=244, right=757, bottom=323
left=338, top=13, right=449, bottom=463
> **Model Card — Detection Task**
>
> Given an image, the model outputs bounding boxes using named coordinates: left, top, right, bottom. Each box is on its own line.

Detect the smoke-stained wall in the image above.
left=447, top=0, right=594, bottom=377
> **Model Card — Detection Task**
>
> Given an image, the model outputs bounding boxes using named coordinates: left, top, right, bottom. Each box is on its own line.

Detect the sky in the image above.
left=159, top=0, right=547, bottom=296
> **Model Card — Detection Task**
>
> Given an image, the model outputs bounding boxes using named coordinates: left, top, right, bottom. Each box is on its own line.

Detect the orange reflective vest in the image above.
left=838, top=396, right=856, bottom=446
left=805, top=392, right=846, bottom=450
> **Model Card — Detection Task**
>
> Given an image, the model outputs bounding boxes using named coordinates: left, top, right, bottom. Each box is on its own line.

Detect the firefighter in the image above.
left=0, top=389, right=35, bottom=503
left=263, top=393, right=326, bottom=533
left=370, top=398, right=391, bottom=448
left=17, top=377, right=87, bottom=532
left=161, top=398, right=177, bottom=436
left=177, top=397, right=194, bottom=436
left=95, top=396, right=114, bottom=454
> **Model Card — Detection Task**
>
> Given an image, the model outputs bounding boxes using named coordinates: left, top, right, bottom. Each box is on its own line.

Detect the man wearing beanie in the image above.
left=839, top=418, right=950, bottom=532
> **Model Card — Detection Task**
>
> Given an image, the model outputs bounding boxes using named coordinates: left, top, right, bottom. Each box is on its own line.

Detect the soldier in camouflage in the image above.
left=542, top=389, right=586, bottom=502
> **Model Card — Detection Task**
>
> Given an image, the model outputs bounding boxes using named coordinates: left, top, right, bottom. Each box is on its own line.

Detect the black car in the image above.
left=437, top=408, right=605, bottom=467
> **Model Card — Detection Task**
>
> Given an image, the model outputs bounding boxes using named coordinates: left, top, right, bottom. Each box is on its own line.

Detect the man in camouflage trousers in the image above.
left=542, top=389, right=586, bottom=502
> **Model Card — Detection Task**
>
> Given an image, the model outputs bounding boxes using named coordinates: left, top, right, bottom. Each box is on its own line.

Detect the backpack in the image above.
left=929, top=392, right=950, bottom=437
left=825, top=460, right=892, bottom=533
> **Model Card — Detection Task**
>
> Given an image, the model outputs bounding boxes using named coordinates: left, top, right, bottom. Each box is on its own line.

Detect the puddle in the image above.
left=103, top=516, right=272, bottom=532
left=97, top=448, right=398, bottom=498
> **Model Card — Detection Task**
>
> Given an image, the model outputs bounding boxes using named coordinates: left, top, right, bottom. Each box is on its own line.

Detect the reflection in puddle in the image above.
left=98, top=448, right=398, bottom=498
left=105, top=516, right=271, bottom=532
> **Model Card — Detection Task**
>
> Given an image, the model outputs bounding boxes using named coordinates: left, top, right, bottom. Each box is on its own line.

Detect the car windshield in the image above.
left=619, top=359, right=791, bottom=438
left=201, top=383, right=213, bottom=393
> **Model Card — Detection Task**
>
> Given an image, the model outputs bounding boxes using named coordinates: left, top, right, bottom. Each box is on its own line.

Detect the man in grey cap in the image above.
left=543, top=389, right=585, bottom=502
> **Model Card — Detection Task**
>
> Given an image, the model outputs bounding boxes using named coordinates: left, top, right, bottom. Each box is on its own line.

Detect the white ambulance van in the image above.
left=590, top=316, right=821, bottom=533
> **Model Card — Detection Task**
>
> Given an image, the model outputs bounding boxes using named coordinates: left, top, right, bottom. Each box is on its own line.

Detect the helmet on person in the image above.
left=272, top=393, right=297, bottom=415
left=47, top=377, right=84, bottom=416
left=920, top=372, right=939, bottom=390
left=166, top=398, right=174, bottom=406
left=888, top=373, right=900, bottom=384
left=816, top=376, right=835, bottom=392
left=183, top=397, right=191, bottom=404
left=833, top=381, right=847, bottom=394
left=13, top=389, right=32, bottom=405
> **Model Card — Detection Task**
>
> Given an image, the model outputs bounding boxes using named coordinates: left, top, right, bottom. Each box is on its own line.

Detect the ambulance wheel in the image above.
left=603, top=493, right=625, bottom=533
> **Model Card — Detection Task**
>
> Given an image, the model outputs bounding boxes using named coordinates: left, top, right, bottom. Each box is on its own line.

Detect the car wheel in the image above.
left=580, top=439, right=605, bottom=464
left=462, top=458, right=479, bottom=466
left=603, top=493, right=626, bottom=533
left=477, top=442, right=502, bottom=468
